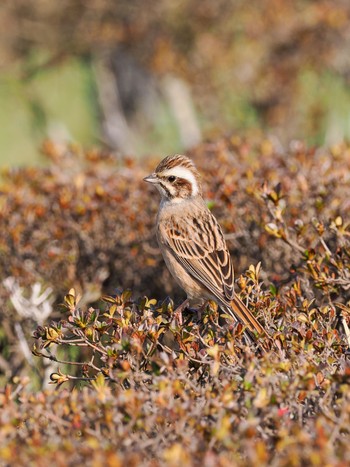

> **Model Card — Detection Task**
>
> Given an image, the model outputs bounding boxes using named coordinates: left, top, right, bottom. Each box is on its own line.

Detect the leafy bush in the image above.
left=1, top=138, right=350, bottom=303
left=2, top=275, right=350, bottom=465
left=0, top=136, right=350, bottom=464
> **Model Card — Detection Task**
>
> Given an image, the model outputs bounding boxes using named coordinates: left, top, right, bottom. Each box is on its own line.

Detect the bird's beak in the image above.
left=143, top=173, right=159, bottom=184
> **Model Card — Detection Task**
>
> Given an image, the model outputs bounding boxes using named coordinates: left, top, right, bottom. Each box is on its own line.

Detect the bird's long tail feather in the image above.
left=230, top=296, right=266, bottom=336
left=225, top=296, right=271, bottom=349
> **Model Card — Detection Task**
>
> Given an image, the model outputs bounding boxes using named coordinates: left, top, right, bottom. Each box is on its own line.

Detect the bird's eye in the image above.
left=167, top=175, right=176, bottom=183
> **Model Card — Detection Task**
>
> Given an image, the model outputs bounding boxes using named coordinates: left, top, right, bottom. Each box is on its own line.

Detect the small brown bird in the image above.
left=144, top=154, right=268, bottom=344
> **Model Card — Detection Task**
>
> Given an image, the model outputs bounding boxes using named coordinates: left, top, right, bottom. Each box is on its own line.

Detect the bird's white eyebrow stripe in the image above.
left=162, top=166, right=199, bottom=196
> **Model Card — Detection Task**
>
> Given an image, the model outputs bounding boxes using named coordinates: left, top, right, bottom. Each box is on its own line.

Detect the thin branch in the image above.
left=41, top=352, right=101, bottom=372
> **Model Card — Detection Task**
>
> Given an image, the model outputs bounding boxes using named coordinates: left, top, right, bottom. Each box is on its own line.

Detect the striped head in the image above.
left=144, top=154, right=202, bottom=202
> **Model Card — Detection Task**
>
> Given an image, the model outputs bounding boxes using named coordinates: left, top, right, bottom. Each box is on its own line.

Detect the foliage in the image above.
left=1, top=136, right=350, bottom=463
left=1, top=138, right=350, bottom=302
left=2, top=277, right=350, bottom=465
left=1, top=138, right=350, bottom=365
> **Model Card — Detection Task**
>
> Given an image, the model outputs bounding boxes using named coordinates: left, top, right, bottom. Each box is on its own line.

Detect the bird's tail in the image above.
left=230, top=296, right=266, bottom=336
left=224, top=296, right=270, bottom=349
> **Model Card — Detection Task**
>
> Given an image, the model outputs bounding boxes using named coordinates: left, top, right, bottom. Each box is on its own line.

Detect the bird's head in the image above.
left=144, top=154, right=202, bottom=203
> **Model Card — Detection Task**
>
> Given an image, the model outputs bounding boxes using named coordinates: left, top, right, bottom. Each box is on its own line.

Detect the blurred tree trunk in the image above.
left=93, top=53, right=135, bottom=154
left=93, top=49, right=201, bottom=154
left=162, top=75, right=201, bottom=149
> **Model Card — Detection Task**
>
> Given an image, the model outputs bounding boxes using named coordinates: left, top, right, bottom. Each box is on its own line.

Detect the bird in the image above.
left=144, top=154, right=268, bottom=345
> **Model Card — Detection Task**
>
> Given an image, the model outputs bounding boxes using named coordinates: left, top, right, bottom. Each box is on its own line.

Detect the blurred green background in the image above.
left=1, top=0, right=350, bottom=165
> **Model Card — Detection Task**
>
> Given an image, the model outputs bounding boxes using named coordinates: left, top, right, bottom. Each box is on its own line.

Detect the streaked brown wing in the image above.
left=160, top=208, right=234, bottom=303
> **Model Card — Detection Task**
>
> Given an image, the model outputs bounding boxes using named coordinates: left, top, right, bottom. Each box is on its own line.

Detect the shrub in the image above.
left=0, top=136, right=349, bottom=464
